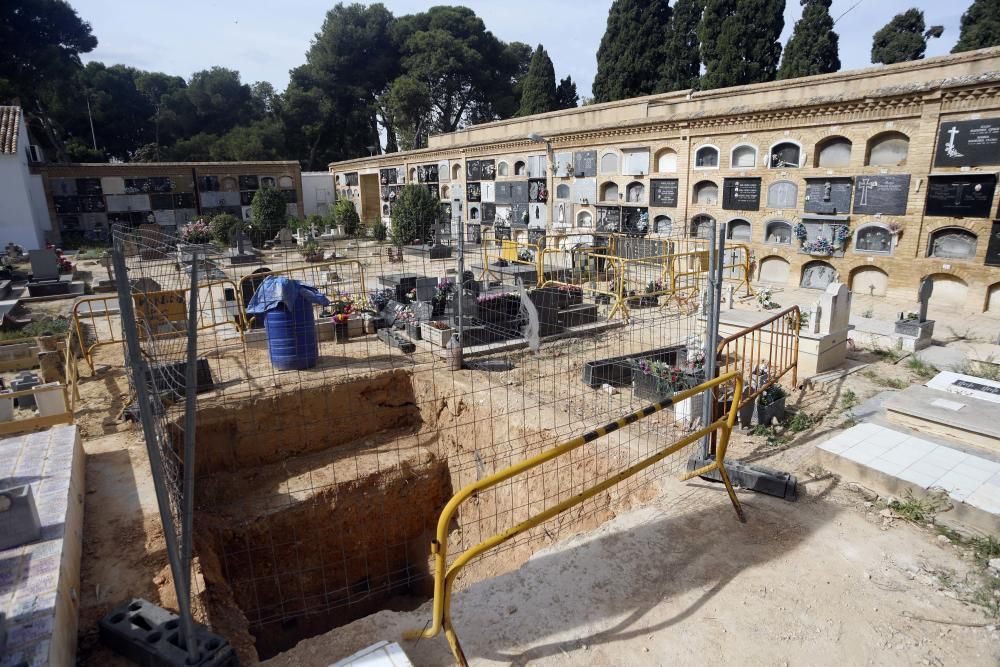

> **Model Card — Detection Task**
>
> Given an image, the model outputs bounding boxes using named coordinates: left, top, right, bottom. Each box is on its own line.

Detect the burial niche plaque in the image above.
left=466, top=160, right=482, bottom=181
left=574, top=150, right=597, bottom=178
left=804, top=178, right=852, bottom=214
left=934, top=118, right=1000, bottom=167
left=852, top=175, right=910, bottom=215
left=925, top=174, right=997, bottom=218
left=650, top=179, right=679, bottom=207
left=722, top=178, right=761, bottom=211
left=596, top=206, right=621, bottom=232
left=985, top=221, right=1000, bottom=267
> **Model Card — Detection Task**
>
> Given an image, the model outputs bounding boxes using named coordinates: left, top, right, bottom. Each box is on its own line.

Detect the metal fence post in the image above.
left=111, top=236, right=198, bottom=655
left=700, top=224, right=719, bottom=459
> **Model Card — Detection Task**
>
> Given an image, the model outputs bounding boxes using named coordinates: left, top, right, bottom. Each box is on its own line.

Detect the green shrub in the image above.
left=250, top=187, right=288, bottom=245
left=334, top=198, right=360, bottom=237
left=209, top=213, right=242, bottom=245
left=373, top=221, right=388, bottom=241
left=390, top=185, right=437, bottom=246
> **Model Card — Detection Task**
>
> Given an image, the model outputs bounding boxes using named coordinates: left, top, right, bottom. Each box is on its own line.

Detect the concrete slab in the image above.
left=884, top=385, right=1000, bottom=454
left=817, top=423, right=999, bottom=533
left=926, top=370, right=1000, bottom=404
left=0, top=426, right=85, bottom=667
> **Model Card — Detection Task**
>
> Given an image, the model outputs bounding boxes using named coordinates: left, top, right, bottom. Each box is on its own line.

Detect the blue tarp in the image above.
left=245, top=276, right=330, bottom=314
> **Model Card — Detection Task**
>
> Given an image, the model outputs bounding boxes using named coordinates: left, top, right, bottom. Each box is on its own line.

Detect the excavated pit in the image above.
left=182, top=367, right=662, bottom=663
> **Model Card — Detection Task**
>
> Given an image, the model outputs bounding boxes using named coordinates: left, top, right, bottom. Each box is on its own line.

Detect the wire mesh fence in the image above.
left=108, top=219, right=734, bottom=661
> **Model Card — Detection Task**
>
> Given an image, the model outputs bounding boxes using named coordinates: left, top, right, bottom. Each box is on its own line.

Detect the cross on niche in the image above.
left=857, top=177, right=879, bottom=206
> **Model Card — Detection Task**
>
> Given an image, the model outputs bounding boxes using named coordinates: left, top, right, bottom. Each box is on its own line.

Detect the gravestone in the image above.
left=650, top=179, right=679, bottom=207
left=925, top=174, right=996, bottom=218
left=986, top=221, right=1000, bottom=267
left=817, top=283, right=852, bottom=336
left=722, top=178, right=761, bottom=211
left=918, top=276, right=933, bottom=323
left=574, top=150, right=597, bottom=178
left=466, top=224, right=482, bottom=244
left=275, top=228, right=294, bottom=246
left=596, top=206, right=621, bottom=232
left=767, top=181, right=798, bottom=210
left=852, top=175, right=910, bottom=215
left=804, top=178, right=852, bottom=214
left=894, top=276, right=935, bottom=348
left=933, top=117, right=1000, bottom=167
left=29, top=249, right=60, bottom=281
left=800, top=262, right=837, bottom=290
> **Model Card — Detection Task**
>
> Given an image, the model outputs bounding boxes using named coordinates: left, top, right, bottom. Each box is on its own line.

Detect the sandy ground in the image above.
left=52, top=243, right=1000, bottom=665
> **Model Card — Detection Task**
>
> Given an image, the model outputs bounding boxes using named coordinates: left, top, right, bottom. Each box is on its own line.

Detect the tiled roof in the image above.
left=0, top=106, right=21, bottom=155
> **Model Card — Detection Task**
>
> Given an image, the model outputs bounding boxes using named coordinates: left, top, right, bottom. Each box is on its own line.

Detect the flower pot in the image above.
left=334, top=321, right=349, bottom=343
left=421, top=322, right=454, bottom=348
left=756, top=395, right=787, bottom=426
left=406, top=321, right=422, bottom=340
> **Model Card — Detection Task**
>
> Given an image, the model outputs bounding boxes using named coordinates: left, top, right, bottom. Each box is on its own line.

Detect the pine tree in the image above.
left=554, top=76, right=579, bottom=110
left=658, top=0, right=704, bottom=92
left=517, top=45, right=557, bottom=116
left=871, top=9, right=942, bottom=65
left=952, top=0, right=1000, bottom=53
left=778, top=0, right=840, bottom=79
left=593, top=0, right=673, bottom=102
left=700, top=0, right=786, bottom=90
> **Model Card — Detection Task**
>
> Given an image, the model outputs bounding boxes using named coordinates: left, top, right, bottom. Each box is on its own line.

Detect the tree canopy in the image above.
left=518, top=45, right=557, bottom=116
left=700, top=0, right=785, bottom=90
left=778, top=0, right=840, bottom=79
left=593, top=0, right=673, bottom=102
left=952, top=0, right=1000, bottom=53
left=657, top=0, right=704, bottom=93
left=390, top=185, right=438, bottom=246
left=554, top=76, right=579, bottom=110
left=871, top=9, right=943, bottom=65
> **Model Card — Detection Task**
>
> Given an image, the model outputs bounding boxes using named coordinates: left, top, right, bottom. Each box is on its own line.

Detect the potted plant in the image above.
left=757, top=384, right=788, bottom=425
left=756, top=287, right=775, bottom=310
left=793, top=222, right=807, bottom=246
left=832, top=225, right=851, bottom=251
left=631, top=358, right=699, bottom=402
left=421, top=319, right=454, bottom=347
left=177, top=219, right=214, bottom=262
left=330, top=293, right=355, bottom=342
left=431, top=281, right=453, bottom=317
left=886, top=221, right=904, bottom=238
left=299, top=240, right=323, bottom=262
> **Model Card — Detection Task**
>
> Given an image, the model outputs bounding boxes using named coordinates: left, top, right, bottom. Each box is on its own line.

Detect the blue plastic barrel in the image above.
left=264, top=298, right=319, bottom=370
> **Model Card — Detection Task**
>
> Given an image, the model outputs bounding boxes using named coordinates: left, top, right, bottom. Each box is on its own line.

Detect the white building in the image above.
left=0, top=106, right=50, bottom=250
left=300, top=171, right=335, bottom=217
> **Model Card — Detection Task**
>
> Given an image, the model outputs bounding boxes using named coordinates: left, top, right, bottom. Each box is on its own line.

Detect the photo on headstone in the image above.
left=925, top=174, right=997, bottom=218
left=466, top=182, right=481, bottom=202
left=852, top=175, right=910, bottom=215
left=480, top=159, right=496, bottom=180
left=466, top=159, right=482, bottom=181
left=528, top=178, right=548, bottom=203
left=494, top=205, right=512, bottom=225
left=934, top=118, right=1000, bottom=167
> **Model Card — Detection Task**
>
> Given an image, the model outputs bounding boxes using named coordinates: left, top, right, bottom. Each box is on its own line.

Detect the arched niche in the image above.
left=452, top=163, right=463, bottom=180
left=731, top=145, right=757, bottom=168
left=497, top=161, right=509, bottom=177
left=695, top=145, right=719, bottom=169
left=441, top=185, right=450, bottom=199
left=409, top=168, right=418, bottom=182
left=221, top=176, right=238, bottom=192
left=764, top=219, right=792, bottom=245
left=655, top=148, right=678, bottom=173
left=769, top=141, right=802, bottom=168
left=600, top=181, right=619, bottom=202
left=758, top=255, right=790, bottom=284
left=600, top=152, right=618, bottom=174
left=866, top=131, right=909, bottom=167
left=927, top=227, right=977, bottom=260
left=815, top=136, right=852, bottom=168
left=924, top=273, right=969, bottom=309
left=766, top=181, right=798, bottom=209
left=727, top=218, right=752, bottom=241
left=556, top=183, right=571, bottom=200
left=625, top=181, right=645, bottom=203
left=800, top=260, right=837, bottom=290
left=514, top=161, right=526, bottom=176
left=690, top=214, right=715, bottom=239
left=653, top=215, right=672, bottom=235
left=577, top=210, right=593, bottom=227
left=693, top=180, right=718, bottom=205
left=850, top=266, right=889, bottom=297
left=855, top=223, right=893, bottom=254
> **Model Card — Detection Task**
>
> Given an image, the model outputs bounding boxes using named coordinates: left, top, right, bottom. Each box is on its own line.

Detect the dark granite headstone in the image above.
left=480, top=159, right=496, bottom=180
left=722, top=178, right=761, bottom=211
left=466, top=160, right=482, bottom=181
left=380, top=167, right=398, bottom=185
left=528, top=179, right=548, bottom=203
left=527, top=228, right=545, bottom=247
left=621, top=207, right=649, bottom=235
left=466, top=182, right=481, bottom=202
left=511, top=202, right=530, bottom=226
left=481, top=203, right=496, bottom=223
left=804, top=178, right=853, bottom=214
left=574, top=150, right=597, bottom=178
left=467, top=224, right=482, bottom=244
left=495, top=226, right=512, bottom=240
left=511, top=181, right=529, bottom=203
left=852, top=174, right=910, bottom=215
left=495, top=182, right=513, bottom=204
left=925, top=174, right=996, bottom=218
left=650, top=179, right=679, bottom=207
left=596, top=206, right=621, bottom=232
left=934, top=118, right=1000, bottom=167
left=986, top=221, right=1000, bottom=267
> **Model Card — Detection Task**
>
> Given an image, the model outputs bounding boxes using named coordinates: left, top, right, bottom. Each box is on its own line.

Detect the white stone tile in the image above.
left=919, top=447, right=969, bottom=470
left=841, top=441, right=897, bottom=465
left=818, top=436, right=855, bottom=455
left=879, top=444, right=925, bottom=468
left=964, top=486, right=1000, bottom=515
left=867, top=427, right=911, bottom=447
left=869, top=456, right=912, bottom=477
left=933, top=470, right=983, bottom=502
left=951, top=460, right=1000, bottom=484
left=987, top=472, right=1000, bottom=488
left=894, top=437, right=939, bottom=456
left=904, top=459, right=952, bottom=484
left=896, top=466, right=939, bottom=489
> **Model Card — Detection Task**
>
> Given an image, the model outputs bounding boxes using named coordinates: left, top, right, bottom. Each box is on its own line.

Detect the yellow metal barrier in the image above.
left=72, top=279, right=242, bottom=372
left=405, top=371, right=745, bottom=665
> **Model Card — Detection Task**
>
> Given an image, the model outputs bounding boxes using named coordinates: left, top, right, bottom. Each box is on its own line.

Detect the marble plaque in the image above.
left=934, top=118, right=1000, bottom=167
left=852, top=174, right=910, bottom=215
left=650, top=179, right=678, bottom=207
left=925, top=174, right=996, bottom=218
left=722, top=178, right=761, bottom=211
left=804, top=178, right=852, bottom=214
left=574, top=150, right=597, bottom=178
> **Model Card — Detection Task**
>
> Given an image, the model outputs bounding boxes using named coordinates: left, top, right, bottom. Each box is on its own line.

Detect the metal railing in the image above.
left=405, top=371, right=744, bottom=666
left=717, top=305, right=800, bottom=412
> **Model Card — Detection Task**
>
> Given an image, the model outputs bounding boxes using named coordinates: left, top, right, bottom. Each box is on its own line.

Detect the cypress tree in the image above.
left=658, top=0, right=704, bottom=92
left=952, top=0, right=1000, bottom=53
left=593, top=0, right=673, bottom=102
left=700, top=0, right=786, bottom=90
left=871, top=9, right=942, bottom=65
left=517, top=45, right=557, bottom=116
left=554, top=76, right=579, bottom=110
left=778, top=0, right=840, bottom=79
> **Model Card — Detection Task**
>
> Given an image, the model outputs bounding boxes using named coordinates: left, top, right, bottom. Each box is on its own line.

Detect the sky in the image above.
left=73, top=0, right=972, bottom=100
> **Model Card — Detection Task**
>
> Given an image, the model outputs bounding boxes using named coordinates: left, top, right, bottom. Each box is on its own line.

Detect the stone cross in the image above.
left=917, top=276, right=933, bottom=323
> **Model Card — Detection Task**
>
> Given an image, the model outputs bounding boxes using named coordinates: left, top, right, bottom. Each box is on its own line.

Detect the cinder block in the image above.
left=0, top=484, right=42, bottom=550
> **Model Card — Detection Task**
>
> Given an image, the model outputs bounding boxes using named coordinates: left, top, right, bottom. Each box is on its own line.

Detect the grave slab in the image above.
left=0, top=425, right=85, bottom=667
left=884, top=384, right=1000, bottom=455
